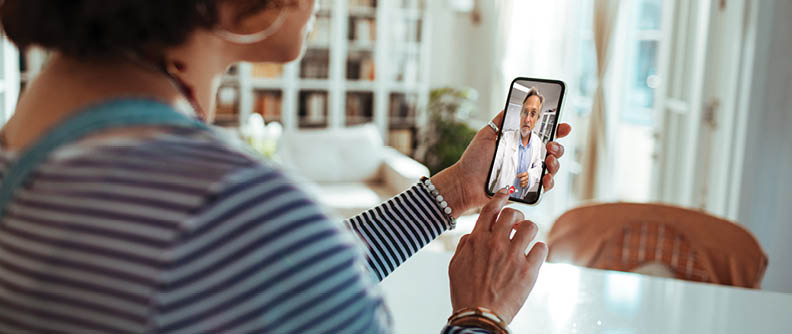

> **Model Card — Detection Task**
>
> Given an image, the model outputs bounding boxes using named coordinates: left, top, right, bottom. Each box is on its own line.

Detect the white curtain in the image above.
left=493, top=0, right=586, bottom=218
left=582, top=0, right=622, bottom=200
left=498, top=0, right=579, bottom=91
left=488, top=0, right=515, bottom=118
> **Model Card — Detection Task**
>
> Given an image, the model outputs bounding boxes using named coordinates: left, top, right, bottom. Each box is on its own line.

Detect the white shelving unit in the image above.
left=5, top=1, right=433, bottom=155
left=217, top=0, right=432, bottom=155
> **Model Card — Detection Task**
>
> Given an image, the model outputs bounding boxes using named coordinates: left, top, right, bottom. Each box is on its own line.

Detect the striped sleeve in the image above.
left=342, top=186, right=495, bottom=334
left=153, top=166, right=391, bottom=333
left=344, top=183, right=453, bottom=281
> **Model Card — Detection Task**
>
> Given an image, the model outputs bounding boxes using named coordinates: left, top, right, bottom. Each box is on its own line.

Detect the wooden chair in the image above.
left=547, top=203, right=768, bottom=288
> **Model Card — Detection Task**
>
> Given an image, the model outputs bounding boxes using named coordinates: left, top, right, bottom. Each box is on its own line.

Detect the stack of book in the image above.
left=299, top=92, right=328, bottom=127
left=389, top=93, right=416, bottom=124
left=255, top=91, right=283, bottom=122
left=389, top=129, right=414, bottom=156
left=348, top=17, right=376, bottom=43
left=215, top=86, right=238, bottom=126
left=251, top=63, right=283, bottom=78
left=347, top=52, right=376, bottom=80
left=300, top=49, right=330, bottom=79
left=349, top=0, right=377, bottom=8
left=346, top=92, right=374, bottom=125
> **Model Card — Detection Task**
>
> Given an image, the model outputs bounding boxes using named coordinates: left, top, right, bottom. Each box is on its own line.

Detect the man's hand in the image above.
left=517, top=172, right=531, bottom=188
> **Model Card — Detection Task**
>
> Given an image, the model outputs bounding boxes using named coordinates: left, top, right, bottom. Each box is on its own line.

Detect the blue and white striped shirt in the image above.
left=0, top=126, right=491, bottom=333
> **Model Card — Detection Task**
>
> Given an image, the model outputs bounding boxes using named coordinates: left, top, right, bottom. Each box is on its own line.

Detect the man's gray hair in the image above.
left=522, top=87, right=545, bottom=106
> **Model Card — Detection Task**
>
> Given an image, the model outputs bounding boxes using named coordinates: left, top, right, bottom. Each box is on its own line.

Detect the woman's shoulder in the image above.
left=39, top=126, right=280, bottom=200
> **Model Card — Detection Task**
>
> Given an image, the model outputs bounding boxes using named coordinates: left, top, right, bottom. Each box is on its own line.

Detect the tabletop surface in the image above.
left=379, top=250, right=792, bottom=334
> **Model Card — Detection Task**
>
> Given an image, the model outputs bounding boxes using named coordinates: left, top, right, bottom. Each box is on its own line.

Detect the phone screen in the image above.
left=486, top=77, right=565, bottom=205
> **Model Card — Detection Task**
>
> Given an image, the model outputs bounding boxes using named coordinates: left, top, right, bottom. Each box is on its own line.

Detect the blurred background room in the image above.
left=1, top=0, right=790, bottom=332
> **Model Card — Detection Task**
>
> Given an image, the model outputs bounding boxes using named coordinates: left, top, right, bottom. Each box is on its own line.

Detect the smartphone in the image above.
left=485, top=77, right=566, bottom=205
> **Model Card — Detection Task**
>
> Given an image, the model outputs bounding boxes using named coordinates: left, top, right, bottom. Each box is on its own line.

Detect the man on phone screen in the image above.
left=489, top=87, right=546, bottom=200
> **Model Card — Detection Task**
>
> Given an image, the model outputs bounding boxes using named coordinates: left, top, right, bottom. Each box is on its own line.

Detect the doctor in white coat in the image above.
left=489, top=88, right=547, bottom=200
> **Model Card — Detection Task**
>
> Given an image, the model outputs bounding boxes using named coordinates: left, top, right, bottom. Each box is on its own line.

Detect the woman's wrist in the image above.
left=447, top=307, right=511, bottom=334
left=430, top=164, right=468, bottom=219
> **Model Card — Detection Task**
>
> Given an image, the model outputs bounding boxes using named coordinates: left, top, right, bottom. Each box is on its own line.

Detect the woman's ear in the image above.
left=214, top=1, right=283, bottom=35
left=207, top=0, right=314, bottom=63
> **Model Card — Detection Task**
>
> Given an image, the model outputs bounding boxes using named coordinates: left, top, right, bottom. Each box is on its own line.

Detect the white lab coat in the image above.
left=488, top=130, right=546, bottom=199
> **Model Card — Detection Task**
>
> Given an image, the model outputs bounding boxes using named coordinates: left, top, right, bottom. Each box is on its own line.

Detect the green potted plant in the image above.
left=417, top=87, right=479, bottom=175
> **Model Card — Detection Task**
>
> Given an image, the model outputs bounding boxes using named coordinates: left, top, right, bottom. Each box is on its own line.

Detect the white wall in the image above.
left=736, top=0, right=792, bottom=292
left=427, top=0, right=499, bottom=121
left=427, top=1, right=471, bottom=88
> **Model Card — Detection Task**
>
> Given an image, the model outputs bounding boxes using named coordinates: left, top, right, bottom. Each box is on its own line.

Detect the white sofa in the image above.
left=277, top=124, right=430, bottom=219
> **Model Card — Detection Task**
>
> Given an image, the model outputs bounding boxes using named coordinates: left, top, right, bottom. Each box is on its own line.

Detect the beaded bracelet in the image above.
left=419, top=177, right=456, bottom=229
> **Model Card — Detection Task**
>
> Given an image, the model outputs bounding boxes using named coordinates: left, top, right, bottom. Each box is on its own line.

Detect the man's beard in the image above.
left=521, top=126, right=532, bottom=138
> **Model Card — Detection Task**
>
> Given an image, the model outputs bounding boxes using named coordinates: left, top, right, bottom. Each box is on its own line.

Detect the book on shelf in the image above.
left=347, top=54, right=376, bottom=81
left=256, top=92, right=282, bottom=121
left=301, top=50, right=330, bottom=79
left=389, top=129, right=414, bottom=156
left=349, top=0, right=377, bottom=7
left=251, top=63, right=283, bottom=78
left=350, top=18, right=376, bottom=43
left=360, top=58, right=375, bottom=81
left=306, top=93, right=326, bottom=124
left=389, top=94, right=416, bottom=120
left=346, top=93, right=373, bottom=124
left=216, top=87, right=238, bottom=115
left=356, top=18, right=369, bottom=42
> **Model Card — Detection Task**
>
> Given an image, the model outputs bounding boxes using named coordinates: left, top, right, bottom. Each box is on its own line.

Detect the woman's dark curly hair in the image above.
left=0, top=0, right=289, bottom=58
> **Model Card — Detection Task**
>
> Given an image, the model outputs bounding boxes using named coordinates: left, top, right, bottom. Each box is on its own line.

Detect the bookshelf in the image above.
left=219, top=0, right=432, bottom=155
left=6, top=0, right=432, bottom=156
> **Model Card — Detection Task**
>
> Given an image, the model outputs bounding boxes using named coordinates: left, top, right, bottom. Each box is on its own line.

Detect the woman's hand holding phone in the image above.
left=429, top=111, right=571, bottom=217
left=440, top=78, right=570, bottom=327
left=448, top=189, right=548, bottom=324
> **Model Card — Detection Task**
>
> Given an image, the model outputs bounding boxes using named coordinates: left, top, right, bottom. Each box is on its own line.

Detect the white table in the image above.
left=380, top=250, right=792, bottom=334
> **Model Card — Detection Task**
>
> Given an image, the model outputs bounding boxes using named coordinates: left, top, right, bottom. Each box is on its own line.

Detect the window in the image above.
left=612, top=0, right=663, bottom=202
left=568, top=0, right=663, bottom=202
left=497, top=0, right=665, bottom=211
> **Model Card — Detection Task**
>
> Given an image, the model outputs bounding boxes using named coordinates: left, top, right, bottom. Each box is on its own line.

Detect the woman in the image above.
left=0, top=0, right=571, bottom=333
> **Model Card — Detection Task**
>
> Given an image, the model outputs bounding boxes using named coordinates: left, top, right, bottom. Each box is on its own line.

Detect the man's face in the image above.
left=520, top=95, right=542, bottom=138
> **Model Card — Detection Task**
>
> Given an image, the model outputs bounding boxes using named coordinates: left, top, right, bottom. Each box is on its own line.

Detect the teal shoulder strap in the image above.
left=0, top=99, right=210, bottom=218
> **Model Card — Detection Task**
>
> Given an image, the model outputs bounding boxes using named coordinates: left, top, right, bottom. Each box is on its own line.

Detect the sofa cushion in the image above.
left=278, top=124, right=384, bottom=182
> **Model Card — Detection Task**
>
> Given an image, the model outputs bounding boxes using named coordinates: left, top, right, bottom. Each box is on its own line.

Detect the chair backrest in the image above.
left=547, top=203, right=768, bottom=288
